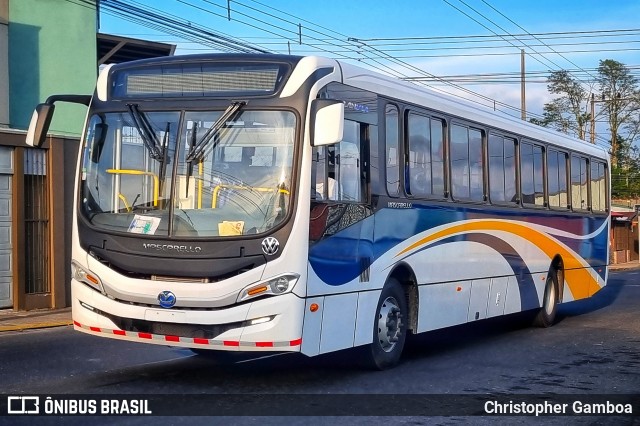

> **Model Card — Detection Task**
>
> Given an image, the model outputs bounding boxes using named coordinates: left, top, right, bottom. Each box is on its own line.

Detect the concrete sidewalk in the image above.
left=608, top=260, right=640, bottom=271
left=0, top=307, right=72, bottom=333
left=0, top=261, right=637, bottom=334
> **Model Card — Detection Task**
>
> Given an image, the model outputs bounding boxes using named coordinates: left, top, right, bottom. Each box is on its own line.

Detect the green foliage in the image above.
left=529, top=70, right=589, bottom=140
left=611, top=135, right=640, bottom=199
left=532, top=59, right=640, bottom=168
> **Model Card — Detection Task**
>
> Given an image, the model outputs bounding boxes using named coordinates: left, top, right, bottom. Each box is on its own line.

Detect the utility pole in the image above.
left=520, top=50, right=526, bottom=121
left=590, top=94, right=596, bottom=144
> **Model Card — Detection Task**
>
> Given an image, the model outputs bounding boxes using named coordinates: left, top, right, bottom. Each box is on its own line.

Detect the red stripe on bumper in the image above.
left=75, top=321, right=301, bottom=349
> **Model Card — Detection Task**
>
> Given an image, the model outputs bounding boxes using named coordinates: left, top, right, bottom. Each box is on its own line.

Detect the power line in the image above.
left=97, top=0, right=615, bottom=148
left=479, top=0, right=600, bottom=94
left=443, top=0, right=596, bottom=96
left=357, top=28, right=640, bottom=42
left=100, top=0, right=270, bottom=53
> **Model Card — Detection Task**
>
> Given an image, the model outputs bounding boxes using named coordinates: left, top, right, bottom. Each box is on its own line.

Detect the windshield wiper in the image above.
left=185, top=101, right=246, bottom=163
left=185, top=122, right=198, bottom=198
left=126, top=104, right=163, bottom=160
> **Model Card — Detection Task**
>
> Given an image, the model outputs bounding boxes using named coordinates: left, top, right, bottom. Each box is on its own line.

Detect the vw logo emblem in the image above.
left=261, top=237, right=280, bottom=256
left=157, top=291, right=176, bottom=308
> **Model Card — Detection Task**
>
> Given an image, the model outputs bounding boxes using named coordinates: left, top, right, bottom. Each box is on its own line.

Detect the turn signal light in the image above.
left=238, top=274, right=300, bottom=302
left=71, top=261, right=104, bottom=294
left=248, top=286, right=268, bottom=296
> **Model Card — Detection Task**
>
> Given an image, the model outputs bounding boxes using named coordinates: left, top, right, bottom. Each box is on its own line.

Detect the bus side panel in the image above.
left=468, top=278, right=492, bottom=322
left=487, top=276, right=509, bottom=318
left=301, top=297, right=324, bottom=356
left=503, top=276, right=522, bottom=315
left=353, top=290, right=380, bottom=347
left=418, top=282, right=472, bottom=332
left=319, top=292, right=358, bottom=354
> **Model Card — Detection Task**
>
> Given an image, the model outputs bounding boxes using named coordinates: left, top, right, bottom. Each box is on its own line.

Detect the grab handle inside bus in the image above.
left=26, top=94, right=92, bottom=148
left=310, top=99, right=344, bottom=147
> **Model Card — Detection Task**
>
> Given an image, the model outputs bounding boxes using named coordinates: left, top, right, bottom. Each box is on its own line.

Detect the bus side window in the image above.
left=591, top=160, right=607, bottom=212
left=385, top=105, right=400, bottom=196
left=571, top=155, right=588, bottom=211
left=334, top=140, right=362, bottom=202
left=489, top=134, right=517, bottom=204
left=450, top=124, right=470, bottom=199
left=313, top=144, right=363, bottom=203
left=313, top=146, right=337, bottom=200
left=334, top=120, right=364, bottom=203
left=451, top=124, right=484, bottom=202
left=521, top=142, right=544, bottom=207
left=548, top=149, right=569, bottom=209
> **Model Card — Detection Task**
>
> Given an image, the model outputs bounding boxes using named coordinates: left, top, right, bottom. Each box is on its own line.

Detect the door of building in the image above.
left=0, top=146, right=13, bottom=308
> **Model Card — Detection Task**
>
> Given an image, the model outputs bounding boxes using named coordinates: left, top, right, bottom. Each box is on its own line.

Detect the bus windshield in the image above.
left=79, top=108, right=296, bottom=238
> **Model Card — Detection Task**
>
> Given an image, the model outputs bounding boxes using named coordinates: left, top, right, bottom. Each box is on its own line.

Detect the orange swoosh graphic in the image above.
left=395, top=220, right=603, bottom=300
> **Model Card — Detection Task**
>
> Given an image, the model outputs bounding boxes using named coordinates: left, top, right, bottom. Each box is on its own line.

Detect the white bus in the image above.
left=27, top=54, right=609, bottom=369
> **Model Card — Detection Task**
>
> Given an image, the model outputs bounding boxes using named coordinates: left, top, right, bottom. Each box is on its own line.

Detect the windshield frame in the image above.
left=77, top=102, right=302, bottom=241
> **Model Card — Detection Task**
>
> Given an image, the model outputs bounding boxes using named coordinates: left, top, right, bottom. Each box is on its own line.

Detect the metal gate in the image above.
left=0, top=146, right=13, bottom=308
left=24, top=149, right=50, bottom=298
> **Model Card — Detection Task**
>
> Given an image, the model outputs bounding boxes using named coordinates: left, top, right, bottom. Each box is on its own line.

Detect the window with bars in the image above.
left=24, top=149, right=50, bottom=295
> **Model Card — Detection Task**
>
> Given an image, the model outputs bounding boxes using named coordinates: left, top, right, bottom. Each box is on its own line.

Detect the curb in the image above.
left=0, top=320, right=73, bottom=333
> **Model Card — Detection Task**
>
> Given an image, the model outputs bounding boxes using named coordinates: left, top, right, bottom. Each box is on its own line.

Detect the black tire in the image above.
left=533, top=270, right=559, bottom=328
left=364, top=278, right=408, bottom=370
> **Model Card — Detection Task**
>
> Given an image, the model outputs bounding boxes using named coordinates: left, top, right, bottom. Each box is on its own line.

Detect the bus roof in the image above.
left=96, top=53, right=608, bottom=161
left=334, top=58, right=609, bottom=161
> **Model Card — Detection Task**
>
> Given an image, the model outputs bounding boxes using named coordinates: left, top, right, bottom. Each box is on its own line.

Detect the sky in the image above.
left=98, top=0, right=640, bottom=143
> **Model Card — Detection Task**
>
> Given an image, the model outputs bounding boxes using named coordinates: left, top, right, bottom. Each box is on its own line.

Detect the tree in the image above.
left=529, top=70, right=591, bottom=140
left=596, top=60, right=640, bottom=167
left=611, top=135, right=640, bottom=199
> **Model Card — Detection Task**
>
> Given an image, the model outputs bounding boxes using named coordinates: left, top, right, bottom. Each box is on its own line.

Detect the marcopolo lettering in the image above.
left=143, top=243, right=202, bottom=253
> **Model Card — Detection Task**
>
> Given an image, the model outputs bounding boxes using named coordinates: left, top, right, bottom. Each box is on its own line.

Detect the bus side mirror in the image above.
left=310, top=99, right=344, bottom=147
left=26, top=103, right=55, bottom=148
left=25, top=94, right=92, bottom=148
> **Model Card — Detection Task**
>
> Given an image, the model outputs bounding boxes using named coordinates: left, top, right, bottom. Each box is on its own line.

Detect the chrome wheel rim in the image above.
left=544, top=279, right=556, bottom=316
left=377, top=296, right=402, bottom=353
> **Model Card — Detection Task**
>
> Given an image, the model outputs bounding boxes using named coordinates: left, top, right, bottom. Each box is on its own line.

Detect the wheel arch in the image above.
left=550, top=255, right=565, bottom=303
left=386, top=262, right=418, bottom=333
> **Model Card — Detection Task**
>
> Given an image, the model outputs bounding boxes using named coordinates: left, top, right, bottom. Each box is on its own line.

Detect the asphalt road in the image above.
left=1, top=269, right=638, bottom=425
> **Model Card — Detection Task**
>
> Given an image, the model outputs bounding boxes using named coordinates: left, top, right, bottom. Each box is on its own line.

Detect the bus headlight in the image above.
left=238, top=274, right=299, bottom=302
left=71, top=261, right=104, bottom=293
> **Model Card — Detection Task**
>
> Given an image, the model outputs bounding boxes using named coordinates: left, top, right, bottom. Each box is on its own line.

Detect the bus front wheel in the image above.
left=533, top=271, right=559, bottom=328
left=365, top=278, right=408, bottom=370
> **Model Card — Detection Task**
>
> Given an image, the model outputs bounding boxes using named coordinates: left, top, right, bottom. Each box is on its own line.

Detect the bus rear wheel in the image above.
left=533, top=271, right=559, bottom=328
left=364, top=278, right=408, bottom=370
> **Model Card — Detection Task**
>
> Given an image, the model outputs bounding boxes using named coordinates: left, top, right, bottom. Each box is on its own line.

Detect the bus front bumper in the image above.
left=71, top=279, right=304, bottom=352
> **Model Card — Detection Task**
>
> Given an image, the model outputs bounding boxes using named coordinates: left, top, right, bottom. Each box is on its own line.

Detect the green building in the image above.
left=1, top=0, right=97, bottom=135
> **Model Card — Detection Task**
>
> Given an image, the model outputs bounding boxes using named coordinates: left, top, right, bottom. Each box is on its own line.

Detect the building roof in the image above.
left=97, top=33, right=176, bottom=65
